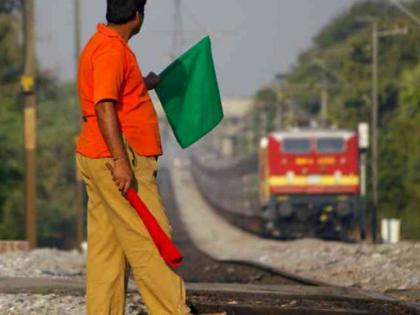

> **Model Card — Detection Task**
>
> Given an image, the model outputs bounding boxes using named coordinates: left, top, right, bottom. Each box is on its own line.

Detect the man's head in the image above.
left=106, top=0, right=147, bottom=35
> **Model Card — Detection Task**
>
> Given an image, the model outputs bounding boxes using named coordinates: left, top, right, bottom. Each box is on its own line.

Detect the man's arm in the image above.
left=95, top=101, right=132, bottom=194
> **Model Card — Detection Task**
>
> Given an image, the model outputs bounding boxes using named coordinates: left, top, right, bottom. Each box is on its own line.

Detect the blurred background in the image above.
left=0, top=0, right=419, bottom=249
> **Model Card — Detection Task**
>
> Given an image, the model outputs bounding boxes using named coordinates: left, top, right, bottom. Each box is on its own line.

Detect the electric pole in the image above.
left=355, top=16, right=409, bottom=242
left=22, top=0, right=37, bottom=249
left=74, top=0, right=83, bottom=251
left=75, top=0, right=81, bottom=60
left=171, top=0, right=184, bottom=58
left=371, top=20, right=379, bottom=243
left=370, top=22, right=408, bottom=242
left=320, top=88, right=329, bottom=128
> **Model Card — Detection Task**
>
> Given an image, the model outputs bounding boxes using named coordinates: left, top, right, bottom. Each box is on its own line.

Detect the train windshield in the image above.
left=283, top=138, right=310, bottom=153
left=317, top=138, right=344, bottom=153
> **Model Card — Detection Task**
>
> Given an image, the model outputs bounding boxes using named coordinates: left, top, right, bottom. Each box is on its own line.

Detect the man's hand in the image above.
left=144, top=72, right=160, bottom=90
left=111, top=158, right=133, bottom=195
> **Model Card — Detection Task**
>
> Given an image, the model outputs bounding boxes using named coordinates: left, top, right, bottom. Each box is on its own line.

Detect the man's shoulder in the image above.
left=84, top=32, right=126, bottom=57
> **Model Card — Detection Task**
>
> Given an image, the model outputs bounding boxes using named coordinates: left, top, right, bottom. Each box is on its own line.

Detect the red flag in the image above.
left=125, top=188, right=183, bottom=268
left=106, top=163, right=183, bottom=268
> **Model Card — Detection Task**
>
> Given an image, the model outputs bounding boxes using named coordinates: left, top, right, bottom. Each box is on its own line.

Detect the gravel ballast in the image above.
left=0, top=249, right=85, bottom=279
left=1, top=240, right=419, bottom=293
left=0, top=293, right=147, bottom=315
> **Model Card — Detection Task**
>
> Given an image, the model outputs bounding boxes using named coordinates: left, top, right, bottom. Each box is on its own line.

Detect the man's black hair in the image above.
left=106, top=0, right=147, bottom=25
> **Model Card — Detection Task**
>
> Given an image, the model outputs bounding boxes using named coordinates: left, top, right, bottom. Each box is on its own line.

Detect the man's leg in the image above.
left=130, top=154, right=190, bottom=315
left=76, top=154, right=128, bottom=315
left=78, top=153, right=190, bottom=315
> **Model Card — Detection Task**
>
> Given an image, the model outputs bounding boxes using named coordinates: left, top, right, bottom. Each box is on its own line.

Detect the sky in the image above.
left=35, top=0, right=358, bottom=98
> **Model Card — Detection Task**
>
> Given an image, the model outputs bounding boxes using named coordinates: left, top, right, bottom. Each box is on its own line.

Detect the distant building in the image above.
left=216, top=98, right=253, bottom=156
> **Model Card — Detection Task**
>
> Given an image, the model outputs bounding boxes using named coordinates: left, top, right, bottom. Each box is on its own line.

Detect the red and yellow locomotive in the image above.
left=259, top=129, right=363, bottom=240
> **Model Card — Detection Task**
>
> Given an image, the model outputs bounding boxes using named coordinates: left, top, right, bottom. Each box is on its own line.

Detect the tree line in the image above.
left=0, top=2, right=80, bottom=247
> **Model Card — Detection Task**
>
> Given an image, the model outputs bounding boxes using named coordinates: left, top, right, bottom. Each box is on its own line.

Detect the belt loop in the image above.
left=129, top=146, right=137, bottom=169
left=123, top=137, right=136, bottom=169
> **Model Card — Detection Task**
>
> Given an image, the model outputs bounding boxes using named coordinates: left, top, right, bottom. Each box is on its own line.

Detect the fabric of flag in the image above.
left=125, top=188, right=183, bottom=268
left=155, top=36, right=224, bottom=148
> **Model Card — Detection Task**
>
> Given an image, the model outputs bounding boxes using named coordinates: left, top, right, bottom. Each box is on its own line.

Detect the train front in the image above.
left=259, top=129, right=362, bottom=240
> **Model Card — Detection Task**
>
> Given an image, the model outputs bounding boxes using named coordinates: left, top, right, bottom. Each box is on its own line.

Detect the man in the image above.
left=75, top=1, right=193, bottom=314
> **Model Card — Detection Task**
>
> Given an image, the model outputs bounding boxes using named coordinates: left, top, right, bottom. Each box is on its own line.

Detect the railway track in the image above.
left=0, top=158, right=418, bottom=314
left=160, top=166, right=319, bottom=287
left=157, top=165, right=420, bottom=314
left=1, top=277, right=419, bottom=315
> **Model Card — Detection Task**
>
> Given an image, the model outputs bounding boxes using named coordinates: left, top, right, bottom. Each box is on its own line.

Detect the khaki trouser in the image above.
left=75, top=144, right=191, bottom=315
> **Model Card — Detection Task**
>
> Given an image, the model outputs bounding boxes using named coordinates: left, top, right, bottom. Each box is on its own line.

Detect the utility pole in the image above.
left=372, top=23, right=408, bottom=242
left=320, top=88, right=329, bottom=128
left=74, top=0, right=83, bottom=252
left=361, top=17, right=408, bottom=242
left=22, top=0, right=37, bottom=249
left=371, top=21, right=379, bottom=243
left=318, top=59, right=329, bottom=128
left=74, top=0, right=81, bottom=60
left=171, top=0, right=184, bottom=59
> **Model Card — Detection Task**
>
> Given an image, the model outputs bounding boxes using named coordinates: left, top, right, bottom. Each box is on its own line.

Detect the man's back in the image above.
left=76, top=24, right=162, bottom=158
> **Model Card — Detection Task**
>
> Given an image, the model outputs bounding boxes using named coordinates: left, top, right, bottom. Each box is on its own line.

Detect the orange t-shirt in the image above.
left=76, top=24, right=162, bottom=158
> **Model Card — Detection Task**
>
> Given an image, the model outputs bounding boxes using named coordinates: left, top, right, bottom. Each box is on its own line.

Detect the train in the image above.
left=259, top=128, right=365, bottom=240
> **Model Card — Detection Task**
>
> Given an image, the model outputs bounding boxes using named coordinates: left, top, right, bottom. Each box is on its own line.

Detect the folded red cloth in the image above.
left=125, top=188, right=183, bottom=268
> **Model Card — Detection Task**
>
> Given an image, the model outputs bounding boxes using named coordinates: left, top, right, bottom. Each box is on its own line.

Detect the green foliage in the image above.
left=0, top=4, right=80, bottom=247
left=0, top=7, right=24, bottom=239
left=256, top=88, right=277, bottom=104
left=0, top=78, right=80, bottom=245
left=0, top=97, right=24, bottom=239
left=383, top=64, right=420, bottom=239
left=36, top=81, right=79, bottom=248
left=313, top=1, right=380, bottom=48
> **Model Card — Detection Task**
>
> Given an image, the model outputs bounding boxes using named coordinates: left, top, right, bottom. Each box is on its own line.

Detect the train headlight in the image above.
left=286, top=171, right=295, bottom=183
left=260, top=137, right=268, bottom=148
left=334, top=171, right=342, bottom=183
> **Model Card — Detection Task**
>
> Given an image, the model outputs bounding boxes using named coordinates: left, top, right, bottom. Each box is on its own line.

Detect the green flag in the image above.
left=155, top=36, right=224, bottom=149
